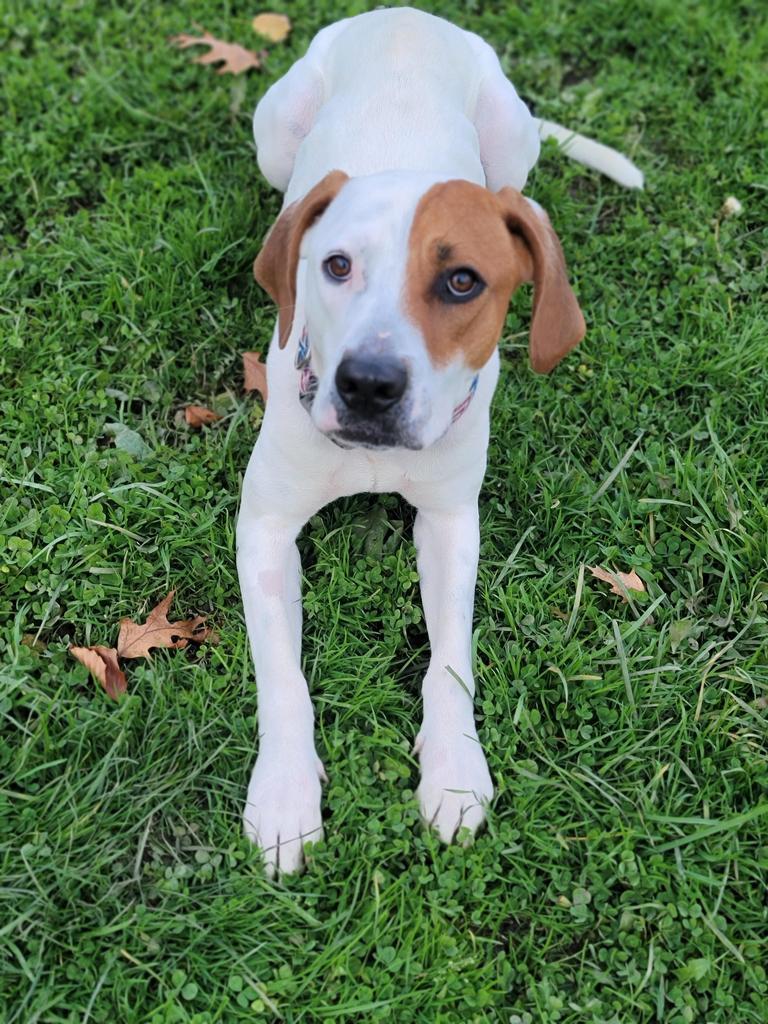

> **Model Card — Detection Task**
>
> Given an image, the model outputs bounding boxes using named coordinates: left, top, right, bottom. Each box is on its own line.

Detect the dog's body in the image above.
left=238, top=8, right=641, bottom=875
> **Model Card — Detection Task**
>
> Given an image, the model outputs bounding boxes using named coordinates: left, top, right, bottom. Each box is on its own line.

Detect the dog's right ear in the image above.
left=496, top=188, right=586, bottom=373
left=253, top=170, right=349, bottom=348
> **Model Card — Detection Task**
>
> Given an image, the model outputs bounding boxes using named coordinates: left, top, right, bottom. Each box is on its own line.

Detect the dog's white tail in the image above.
left=536, top=118, right=644, bottom=190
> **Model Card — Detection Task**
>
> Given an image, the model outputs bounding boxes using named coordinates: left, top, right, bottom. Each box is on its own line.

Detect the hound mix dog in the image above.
left=238, top=7, right=642, bottom=875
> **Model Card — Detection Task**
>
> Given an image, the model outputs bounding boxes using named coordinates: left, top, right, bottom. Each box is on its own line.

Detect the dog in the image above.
left=237, top=7, right=642, bottom=876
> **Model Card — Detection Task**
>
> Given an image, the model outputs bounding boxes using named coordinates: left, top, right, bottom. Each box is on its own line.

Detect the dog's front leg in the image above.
left=413, top=502, right=493, bottom=842
left=237, top=496, right=324, bottom=877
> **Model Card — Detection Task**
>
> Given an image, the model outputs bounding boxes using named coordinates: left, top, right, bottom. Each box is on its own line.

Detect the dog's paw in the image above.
left=415, top=724, right=493, bottom=843
left=243, top=750, right=326, bottom=877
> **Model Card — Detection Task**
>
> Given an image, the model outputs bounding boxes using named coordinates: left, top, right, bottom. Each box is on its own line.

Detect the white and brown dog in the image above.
left=238, top=7, right=642, bottom=875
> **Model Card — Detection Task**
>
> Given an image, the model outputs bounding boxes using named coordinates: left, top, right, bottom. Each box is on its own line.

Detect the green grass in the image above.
left=1, top=0, right=767, bottom=1020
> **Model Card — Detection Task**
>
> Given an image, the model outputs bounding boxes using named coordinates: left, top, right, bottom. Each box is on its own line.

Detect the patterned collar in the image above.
left=296, top=326, right=318, bottom=412
left=295, top=325, right=479, bottom=424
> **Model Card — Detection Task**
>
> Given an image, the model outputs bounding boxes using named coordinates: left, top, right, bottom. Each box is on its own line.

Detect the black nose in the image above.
left=335, top=355, right=408, bottom=414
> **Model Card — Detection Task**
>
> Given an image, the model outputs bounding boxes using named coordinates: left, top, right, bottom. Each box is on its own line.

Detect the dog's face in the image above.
left=254, top=171, right=585, bottom=450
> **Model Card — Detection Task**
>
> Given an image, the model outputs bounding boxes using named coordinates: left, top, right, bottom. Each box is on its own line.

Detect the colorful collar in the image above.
left=296, top=326, right=318, bottom=411
left=295, top=326, right=479, bottom=424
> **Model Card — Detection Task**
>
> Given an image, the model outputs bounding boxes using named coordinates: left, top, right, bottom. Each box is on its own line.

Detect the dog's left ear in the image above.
left=496, top=188, right=586, bottom=373
left=254, top=170, right=349, bottom=348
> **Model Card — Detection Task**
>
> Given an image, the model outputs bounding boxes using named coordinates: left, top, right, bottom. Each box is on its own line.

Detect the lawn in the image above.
left=1, top=0, right=767, bottom=1020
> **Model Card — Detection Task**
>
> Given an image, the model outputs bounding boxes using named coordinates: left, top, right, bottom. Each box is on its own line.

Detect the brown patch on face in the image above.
left=405, top=181, right=585, bottom=373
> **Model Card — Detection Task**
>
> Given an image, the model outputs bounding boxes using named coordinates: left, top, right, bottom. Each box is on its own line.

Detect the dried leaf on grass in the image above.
left=588, top=565, right=646, bottom=601
left=117, top=590, right=215, bottom=660
left=243, top=351, right=268, bottom=401
left=170, top=32, right=262, bottom=74
left=185, top=405, right=221, bottom=427
left=70, top=591, right=217, bottom=700
left=21, top=633, right=46, bottom=653
left=251, top=13, right=291, bottom=42
left=70, top=645, right=127, bottom=700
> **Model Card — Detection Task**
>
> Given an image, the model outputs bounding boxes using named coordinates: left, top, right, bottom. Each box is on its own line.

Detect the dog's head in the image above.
left=254, top=170, right=585, bottom=449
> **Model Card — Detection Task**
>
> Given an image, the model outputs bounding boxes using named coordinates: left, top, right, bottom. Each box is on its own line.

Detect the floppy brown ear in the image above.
left=496, top=188, right=586, bottom=373
left=253, top=170, right=349, bottom=348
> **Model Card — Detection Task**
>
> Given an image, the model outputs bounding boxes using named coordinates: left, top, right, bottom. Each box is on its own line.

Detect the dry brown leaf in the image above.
left=588, top=565, right=646, bottom=601
left=170, top=32, right=262, bottom=74
left=21, top=633, right=46, bottom=653
left=251, top=12, right=292, bottom=42
left=70, top=645, right=127, bottom=700
left=185, top=405, right=221, bottom=428
left=243, top=351, right=268, bottom=401
left=117, top=590, right=215, bottom=660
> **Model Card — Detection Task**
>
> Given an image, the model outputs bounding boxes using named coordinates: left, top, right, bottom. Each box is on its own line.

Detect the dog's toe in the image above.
left=422, top=784, right=490, bottom=843
left=243, top=752, right=324, bottom=877
left=416, top=727, right=493, bottom=843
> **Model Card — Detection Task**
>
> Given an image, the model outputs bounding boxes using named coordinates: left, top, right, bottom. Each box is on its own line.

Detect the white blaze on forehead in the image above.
left=304, top=170, right=449, bottom=351
left=308, top=171, right=444, bottom=261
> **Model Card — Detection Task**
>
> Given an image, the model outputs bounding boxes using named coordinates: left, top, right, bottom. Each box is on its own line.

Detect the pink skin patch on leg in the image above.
left=258, top=570, right=284, bottom=597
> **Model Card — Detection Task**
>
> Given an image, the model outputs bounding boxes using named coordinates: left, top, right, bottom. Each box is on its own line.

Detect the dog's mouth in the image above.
left=327, top=426, right=423, bottom=451
left=318, top=393, right=423, bottom=451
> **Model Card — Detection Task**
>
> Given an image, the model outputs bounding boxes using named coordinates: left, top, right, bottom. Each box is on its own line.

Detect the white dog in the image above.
left=238, top=7, right=642, bottom=875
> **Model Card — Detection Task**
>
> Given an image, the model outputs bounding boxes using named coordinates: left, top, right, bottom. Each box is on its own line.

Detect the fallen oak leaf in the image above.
left=251, top=12, right=291, bottom=42
left=170, top=32, right=262, bottom=74
left=243, top=351, right=268, bottom=401
left=588, top=565, right=646, bottom=601
left=185, top=404, right=221, bottom=428
left=117, top=590, right=215, bottom=660
left=70, top=645, right=127, bottom=701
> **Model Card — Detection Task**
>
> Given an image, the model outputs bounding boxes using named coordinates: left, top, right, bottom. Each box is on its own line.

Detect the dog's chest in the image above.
left=320, top=448, right=415, bottom=500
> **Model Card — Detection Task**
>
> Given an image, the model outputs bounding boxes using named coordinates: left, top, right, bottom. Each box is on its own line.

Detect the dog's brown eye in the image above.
left=439, top=267, right=485, bottom=303
left=448, top=270, right=476, bottom=294
left=324, top=254, right=352, bottom=281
